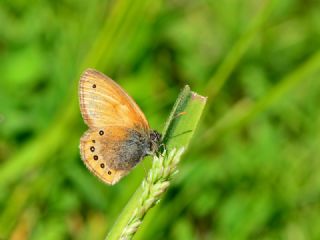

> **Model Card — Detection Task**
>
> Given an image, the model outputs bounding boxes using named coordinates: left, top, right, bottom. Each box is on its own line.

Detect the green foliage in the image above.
left=1, top=0, right=320, bottom=239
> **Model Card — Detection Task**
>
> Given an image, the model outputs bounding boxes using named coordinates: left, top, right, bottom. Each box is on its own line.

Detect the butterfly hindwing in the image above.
left=79, top=129, right=129, bottom=185
left=79, top=125, right=150, bottom=184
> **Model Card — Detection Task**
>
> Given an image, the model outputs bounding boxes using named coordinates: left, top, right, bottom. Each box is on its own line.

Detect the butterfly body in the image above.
left=79, top=69, right=161, bottom=185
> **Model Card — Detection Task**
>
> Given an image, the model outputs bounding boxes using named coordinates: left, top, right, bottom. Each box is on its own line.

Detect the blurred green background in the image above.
left=1, top=0, right=320, bottom=239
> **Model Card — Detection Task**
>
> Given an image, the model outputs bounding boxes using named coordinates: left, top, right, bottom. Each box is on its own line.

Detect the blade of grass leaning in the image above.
left=202, top=49, right=320, bottom=146
left=106, top=85, right=207, bottom=240
left=205, top=0, right=275, bottom=102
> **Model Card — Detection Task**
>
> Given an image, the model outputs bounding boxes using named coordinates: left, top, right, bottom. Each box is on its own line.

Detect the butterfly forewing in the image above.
left=79, top=69, right=149, bottom=131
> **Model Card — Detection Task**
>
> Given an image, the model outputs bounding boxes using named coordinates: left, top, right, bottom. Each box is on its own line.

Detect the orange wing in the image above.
left=80, top=129, right=129, bottom=185
left=79, top=68, right=149, bottom=131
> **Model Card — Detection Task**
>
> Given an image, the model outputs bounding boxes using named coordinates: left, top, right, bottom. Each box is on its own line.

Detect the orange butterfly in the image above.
left=79, top=69, right=161, bottom=185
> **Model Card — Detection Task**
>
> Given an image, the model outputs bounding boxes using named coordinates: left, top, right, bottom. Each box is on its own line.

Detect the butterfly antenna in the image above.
left=174, top=111, right=187, bottom=119
left=142, top=161, right=148, bottom=177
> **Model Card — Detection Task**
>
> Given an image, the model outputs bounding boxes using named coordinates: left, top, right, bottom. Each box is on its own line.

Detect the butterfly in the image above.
left=79, top=69, right=161, bottom=185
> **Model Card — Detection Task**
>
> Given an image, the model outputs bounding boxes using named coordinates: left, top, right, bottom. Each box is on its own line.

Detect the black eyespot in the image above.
left=108, top=170, right=112, bottom=175
left=92, top=84, right=96, bottom=88
left=90, top=146, right=95, bottom=152
left=100, top=163, right=105, bottom=168
left=92, top=140, right=96, bottom=143
left=99, top=130, right=104, bottom=135
left=93, top=155, right=98, bottom=160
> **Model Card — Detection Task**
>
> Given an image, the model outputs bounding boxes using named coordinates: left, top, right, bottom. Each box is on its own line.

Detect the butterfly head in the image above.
left=149, top=130, right=162, bottom=154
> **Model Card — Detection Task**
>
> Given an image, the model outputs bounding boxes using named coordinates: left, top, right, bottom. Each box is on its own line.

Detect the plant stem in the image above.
left=106, top=86, right=207, bottom=240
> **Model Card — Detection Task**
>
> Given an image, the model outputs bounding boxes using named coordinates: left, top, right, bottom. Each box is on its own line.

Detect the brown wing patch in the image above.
left=79, top=129, right=129, bottom=185
left=79, top=68, right=149, bottom=132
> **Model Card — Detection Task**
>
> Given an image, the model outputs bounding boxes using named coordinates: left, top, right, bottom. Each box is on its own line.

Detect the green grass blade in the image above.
left=106, top=86, right=207, bottom=240
left=205, top=0, right=275, bottom=102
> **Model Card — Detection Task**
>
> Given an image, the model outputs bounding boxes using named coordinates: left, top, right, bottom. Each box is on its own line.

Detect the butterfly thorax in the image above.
left=148, top=130, right=161, bottom=155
